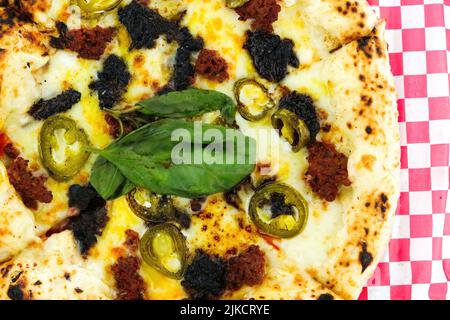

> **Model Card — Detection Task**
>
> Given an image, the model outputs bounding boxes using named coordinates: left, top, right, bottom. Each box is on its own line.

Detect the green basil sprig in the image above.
left=137, top=88, right=236, bottom=125
left=90, top=119, right=255, bottom=200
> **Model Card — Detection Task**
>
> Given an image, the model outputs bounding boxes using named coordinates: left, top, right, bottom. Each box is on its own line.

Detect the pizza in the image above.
left=0, top=0, right=399, bottom=300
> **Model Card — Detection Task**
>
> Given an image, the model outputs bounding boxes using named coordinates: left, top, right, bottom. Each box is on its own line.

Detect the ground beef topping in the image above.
left=195, top=49, right=229, bottom=83
left=159, top=27, right=204, bottom=94
left=118, top=0, right=179, bottom=50
left=111, top=256, right=146, bottom=300
left=3, top=143, right=19, bottom=159
left=28, top=89, right=81, bottom=120
left=235, top=0, right=281, bottom=32
left=305, top=142, right=351, bottom=202
left=67, top=184, right=109, bottom=255
left=225, top=245, right=266, bottom=291
left=182, top=250, right=226, bottom=300
left=278, top=92, right=320, bottom=140
left=50, top=22, right=116, bottom=60
left=244, top=30, right=299, bottom=82
left=89, top=55, right=131, bottom=109
left=7, top=157, right=53, bottom=210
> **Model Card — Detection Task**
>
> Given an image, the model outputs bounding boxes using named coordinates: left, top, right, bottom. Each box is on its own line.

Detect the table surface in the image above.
left=358, top=0, right=450, bottom=300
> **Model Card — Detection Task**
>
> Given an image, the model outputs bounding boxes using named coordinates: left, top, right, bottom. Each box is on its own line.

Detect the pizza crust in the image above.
left=0, top=231, right=115, bottom=300
left=284, top=21, right=399, bottom=299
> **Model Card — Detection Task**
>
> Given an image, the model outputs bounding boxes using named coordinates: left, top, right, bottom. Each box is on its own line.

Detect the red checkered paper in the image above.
left=357, top=0, right=450, bottom=300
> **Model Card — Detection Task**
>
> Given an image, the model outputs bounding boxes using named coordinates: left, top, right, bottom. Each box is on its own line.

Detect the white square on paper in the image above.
left=427, top=74, right=450, bottom=98
left=401, top=6, right=425, bottom=29
left=429, top=120, right=450, bottom=144
left=389, top=262, right=412, bottom=285
left=367, top=286, right=391, bottom=300
left=405, top=98, right=429, bottom=121
left=411, top=284, right=430, bottom=300
left=432, top=214, right=445, bottom=237
left=425, top=27, right=447, bottom=51
left=442, top=236, right=450, bottom=259
left=410, top=238, right=433, bottom=261
left=408, top=191, right=432, bottom=215
left=392, top=215, right=411, bottom=239
left=407, top=144, right=431, bottom=168
left=403, top=52, right=427, bottom=75
left=431, top=167, right=449, bottom=190
left=431, top=261, right=447, bottom=283
left=385, top=29, right=403, bottom=53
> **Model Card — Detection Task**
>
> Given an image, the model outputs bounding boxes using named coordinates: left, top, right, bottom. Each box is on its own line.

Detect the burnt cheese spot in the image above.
left=244, top=30, right=299, bottom=82
left=118, top=0, right=179, bottom=50
left=68, top=184, right=109, bottom=255
left=279, top=92, right=320, bottom=139
left=28, top=89, right=81, bottom=120
left=359, top=243, right=373, bottom=273
left=182, top=250, right=226, bottom=300
left=7, top=284, right=24, bottom=300
left=89, top=55, right=131, bottom=109
left=317, top=293, right=334, bottom=300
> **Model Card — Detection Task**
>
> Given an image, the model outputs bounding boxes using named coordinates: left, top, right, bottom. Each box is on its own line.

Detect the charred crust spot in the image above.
left=235, top=0, right=281, bottom=33
left=111, top=256, right=146, bottom=300
left=365, top=126, right=372, bottom=134
left=74, top=287, right=83, bottom=294
left=118, top=0, right=179, bottom=50
left=182, top=250, right=226, bottom=300
left=359, top=243, right=373, bottom=273
left=7, top=157, right=53, bottom=209
left=33, top=280, right=42, bottom=286
left=89, top=55, right=131, bottom=109
left=317, top=293, right=334, bottom=300
left=195, top=49, right=229, bottom=83
left=67, top=184, right=109, bottom=255
left=244, top=30, right=299, bottom=82
left=305, top=142, right=351, bottom=202
left=28, top=89, right=81, bottom=120
left=50, top=22, right=116, bottom=60
left=279, top=92, right=320, bottom=140
left=7, top=284, right=24, bottom=300
left=225, top=245, right=266, bottom=291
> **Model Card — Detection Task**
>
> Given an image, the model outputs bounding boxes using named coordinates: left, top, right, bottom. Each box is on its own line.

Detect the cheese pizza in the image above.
left=0, top=0, right=399, bottom=300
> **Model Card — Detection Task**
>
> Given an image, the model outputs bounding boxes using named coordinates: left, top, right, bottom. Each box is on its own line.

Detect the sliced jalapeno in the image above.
left=271, top=109, right=310, bottom=152
left=140, top=223, right=187, bottom=279
left=225, top=0, right=251, bottom=8
left=234, top=79, right=275, bottom=122
left=249, top=182, right=308, bottom=238
left=127, top=188, right=174, bottom=223
left=39, top=115, right=90, bottom=181
left=77, top=0, right=123, bottom=14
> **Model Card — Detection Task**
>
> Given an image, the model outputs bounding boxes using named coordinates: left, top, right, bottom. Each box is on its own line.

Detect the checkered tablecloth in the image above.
left=357, top=0, right=450, bottom=300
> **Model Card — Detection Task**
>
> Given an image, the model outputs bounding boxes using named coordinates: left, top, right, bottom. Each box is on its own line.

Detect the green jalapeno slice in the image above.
left=249, top=182, right=308, bottom=238
left=234, top=79, right=275, bottom=121
left=39, top=115, right=90, bottom=181
left=225, top=0, right=251, bottom=8
left=140, top=223, right=187, bottom=279
left=127, top=188, right=174, bottom=223
left=76, top=0, right=123, bottom=14
left=271, top=109, right=310, bottom=152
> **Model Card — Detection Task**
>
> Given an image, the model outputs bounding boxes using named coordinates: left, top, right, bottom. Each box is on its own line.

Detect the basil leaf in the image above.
left=95, top=119, right=255, bottom=198
left=137, top=88, right=236, bottom=125
left=90, top=156, right=135, bottom=200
